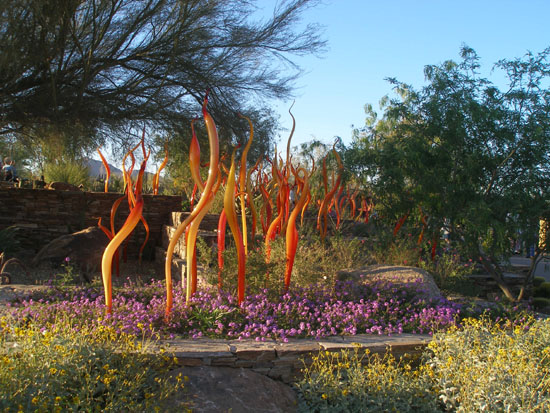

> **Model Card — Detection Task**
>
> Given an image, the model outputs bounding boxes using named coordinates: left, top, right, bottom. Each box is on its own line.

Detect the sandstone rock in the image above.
left=337, top=264, right=442, bottom=300
left=162, top=366, right=298, bottom=413
left=31, top=226, right=109, bottom=280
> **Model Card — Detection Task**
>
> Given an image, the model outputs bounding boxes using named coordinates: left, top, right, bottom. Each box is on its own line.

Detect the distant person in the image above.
left=2, top=158, right=16, bottom=181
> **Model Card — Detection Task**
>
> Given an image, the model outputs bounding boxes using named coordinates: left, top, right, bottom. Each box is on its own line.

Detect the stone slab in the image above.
left=163, top=340, right=233, bottom=359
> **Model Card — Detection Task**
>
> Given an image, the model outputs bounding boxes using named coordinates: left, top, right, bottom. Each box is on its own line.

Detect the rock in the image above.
left=31, top=226, right=109, bottom=280
left=46, top=181, right=82, bottom=191
left=162, top=366, right=298, bottom=413
left=337, top=264, right=442, bottom=300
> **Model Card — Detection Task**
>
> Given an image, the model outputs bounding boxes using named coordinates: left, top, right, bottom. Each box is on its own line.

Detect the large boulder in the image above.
left=31, top=226, right=109, bottom=279
left=337, top=264, right=442, bottom=300
left=162, top=366, right=298, bottom=413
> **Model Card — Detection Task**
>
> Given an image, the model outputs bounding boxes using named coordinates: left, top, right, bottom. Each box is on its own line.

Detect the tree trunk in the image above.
left=478, top=253, right=518, bottom=302
left=517, top=251, right=543, bottom=302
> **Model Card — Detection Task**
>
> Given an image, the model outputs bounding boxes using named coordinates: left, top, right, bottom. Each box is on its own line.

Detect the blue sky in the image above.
left=268, top=0, right=550, bottom=148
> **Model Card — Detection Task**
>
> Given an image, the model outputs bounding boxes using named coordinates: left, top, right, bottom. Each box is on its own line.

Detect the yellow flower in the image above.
left=321, top=393, right=327, bottom=400
left=31, top=397, right=38, bottom=404
left=49, top=367, right=58, bottom=375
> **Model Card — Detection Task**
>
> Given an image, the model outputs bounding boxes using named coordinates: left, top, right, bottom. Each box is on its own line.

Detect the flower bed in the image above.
left=6, top=277, right=461, bottom=341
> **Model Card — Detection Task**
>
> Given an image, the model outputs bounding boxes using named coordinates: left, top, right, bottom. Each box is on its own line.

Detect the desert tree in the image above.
left=346, top=46, right=550, bottom=301
left=0, top=0, right=325, bottom=164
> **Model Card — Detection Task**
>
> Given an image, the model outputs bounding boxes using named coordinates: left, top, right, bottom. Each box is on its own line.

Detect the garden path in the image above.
left=510, top=255, right=550, bottom=281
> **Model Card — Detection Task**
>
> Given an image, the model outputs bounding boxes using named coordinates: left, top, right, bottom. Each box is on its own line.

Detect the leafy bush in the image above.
left=44, top=159, right=91, bottom=187
left=533, top=297, right=550, bottom=310
left=295, top=347, right=440, bottom=412
left=426, top=317, right=550, bottom=412
left=419, top=250, right=477, bottom=296
left=534, top=276, right=546, bottom=288
left=535, top=282, right=550, bottom=298
left=202, top=231, right=370, bottom=296
left=90, top=175, right=125, bottom=193
left=0, top=315, right=189, bottom=412
left=291, top=234, right=370, bottom=285
left=296, top=317, right=550, bottom=412
left=369, top=232, right=421, bottom=267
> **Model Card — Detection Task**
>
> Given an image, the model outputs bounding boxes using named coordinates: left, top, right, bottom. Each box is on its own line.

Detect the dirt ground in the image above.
left=2, top=255, right=163, bottom=286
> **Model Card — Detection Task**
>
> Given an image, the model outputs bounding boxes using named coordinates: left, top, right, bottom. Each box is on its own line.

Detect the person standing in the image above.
left=2, top=158, right=16, bottom=181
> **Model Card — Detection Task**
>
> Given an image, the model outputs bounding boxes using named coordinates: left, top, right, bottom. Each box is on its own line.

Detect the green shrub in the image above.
left=203, top=230, right=370, bottom=295
left=534, top=282, right=550, bottom=298
left=0, top=315, right=189, bottom=412
left=287, top=233, right=369, bottom=286
left=108, top=175, right=125, bottom=193
left=296, top=317, right=550, bottom=412
left=419, top=250, right=477, bottom=296
left=370, top=232, right=421, bottom=266
left=533, top=277, right=546, bottom=287
left=533, top=297, right=550, bottom=310
left=295, top=347, right=439, bottom=412
left=44, top=159, right=91, bottom=187
left=425, top=317, right=550, bottom=412
left=534, top=276, right=546, bottom=288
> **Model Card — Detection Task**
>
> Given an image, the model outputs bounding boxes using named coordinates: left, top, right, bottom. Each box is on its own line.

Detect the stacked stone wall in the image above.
left=0, top=188, right=181, bottom=259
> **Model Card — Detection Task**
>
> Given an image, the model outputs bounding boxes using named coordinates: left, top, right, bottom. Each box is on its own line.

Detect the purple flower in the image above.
left=5, top=277, right=475, bottom=341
